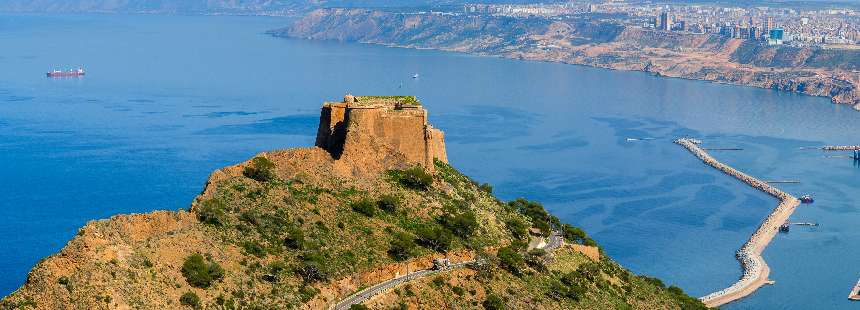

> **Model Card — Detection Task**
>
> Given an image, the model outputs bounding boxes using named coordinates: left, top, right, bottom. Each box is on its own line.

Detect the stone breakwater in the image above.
left=822, top=145, right=860, bottom=151
left=675, top=138, right=801, bottom=308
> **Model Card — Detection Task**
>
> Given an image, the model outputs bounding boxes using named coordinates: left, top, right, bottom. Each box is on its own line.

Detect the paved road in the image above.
left=331, top=230, right=564, bottom=310
left=331, top=261, right=475, bottom=310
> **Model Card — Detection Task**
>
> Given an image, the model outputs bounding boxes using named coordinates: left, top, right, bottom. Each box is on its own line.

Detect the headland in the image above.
left=0, top=96, right=706, bottom=310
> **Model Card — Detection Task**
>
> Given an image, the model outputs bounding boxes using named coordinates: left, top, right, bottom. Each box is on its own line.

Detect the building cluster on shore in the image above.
left=675, top=139, right=800, bottom=307
left=461, top=2, right=860, bottom=48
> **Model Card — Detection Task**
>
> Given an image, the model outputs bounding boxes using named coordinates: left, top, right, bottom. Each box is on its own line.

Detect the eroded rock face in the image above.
left=315, top=96, right=448, bottom=171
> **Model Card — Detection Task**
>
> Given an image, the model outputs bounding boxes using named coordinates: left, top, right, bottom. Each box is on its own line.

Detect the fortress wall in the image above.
left=427, top=126, right=448, bottom=165
left=315, top=105, right=333, bottom=148
left=315, top=97, right=449, bottom=171
left=316, top=103, right=348, bottom=153
left=343, top=107, right=428, bottom=166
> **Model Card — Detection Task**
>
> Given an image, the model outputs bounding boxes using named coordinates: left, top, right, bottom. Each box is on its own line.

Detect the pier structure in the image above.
left=818, top=145, right=860, bottom=162
left=849, top=278, right=860, bottom=301
left=675, top=138, right=801, bottom=308
left=822, top=145, right=860, bottom=151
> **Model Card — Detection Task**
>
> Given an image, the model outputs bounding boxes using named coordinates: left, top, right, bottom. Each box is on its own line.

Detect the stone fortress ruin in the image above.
left=315, top=95, right=448, bottom=170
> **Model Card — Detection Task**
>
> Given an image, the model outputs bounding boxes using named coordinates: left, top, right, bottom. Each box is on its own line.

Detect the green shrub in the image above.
left=349, top=305, right=370, bottom=310
left=356, top=95, right=420, bottom=106
left=550, top=275, right=586, bottom=301
left=239, top=210, right=261, bottom=226
left=181, top=253, right=225, bottom=288
left=479, top=183, right=493, bottom=193
left=561, top=224, right=597, bottom=246
left=508, top=198, right=556, bottom=236
left=416, top=224, right=454, bottom=252
left=241, top=241, right=266, bottom=258
left=389, top=167, right=433, bottom=190
left=377, top=195, right=400, bottom=213
left=505, top=218, right=528, bottom=240
left=297, top=253, right=328, bottom=283
left=562, top=224, right=589, bottom=244
left=284, top=227, right=305, bottom=250
left=482, top=294, right=505, bottom=310
left=351, top=198, right=376, bottom=217
left=497, top=246, right=524, bottom=275
left=640, top=275, right=665, bottom=288
left=179, top=291, right=200, bottom=308
left=299, top=285, right=319, bottom=303
left=197, top=198, right=229, bottom=226
left=439, top=210, right=478, bottom=239
left=388, top=232, right=417, bottom=261
left=510, top=239, right=528, bottom=251
left=243, top=157, right=277, bottom=182
left=431, top=276, right=445, bottom=287
left=452, top=286, right=465, bottom=296
left=268, top=261, right=288, bottom=275
left=528, top=248, right=547, bottom=257
left=296, top=262, right=325, bottom=283
left=664, top=285, right=708, bottom=309
left=57, top=276, right=73, bottom=293
left=141, top=257, right=154, bottom=268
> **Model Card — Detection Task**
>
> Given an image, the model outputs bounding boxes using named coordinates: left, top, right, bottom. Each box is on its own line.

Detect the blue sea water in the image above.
left=2, top=14, right=860, bottom=309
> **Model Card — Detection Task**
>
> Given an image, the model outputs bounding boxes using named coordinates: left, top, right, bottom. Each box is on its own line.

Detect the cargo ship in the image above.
left=47, top=68, right=85, bottom=78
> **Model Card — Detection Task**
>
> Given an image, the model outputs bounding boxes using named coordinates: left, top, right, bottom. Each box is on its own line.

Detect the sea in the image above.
left=1, top=13, right=859, bottom=309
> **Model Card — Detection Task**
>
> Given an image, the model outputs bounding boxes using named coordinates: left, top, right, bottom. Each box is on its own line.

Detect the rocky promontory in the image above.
left=1, top=96, right=705, bottom=310
left=276, top=9, right=860, bottom=109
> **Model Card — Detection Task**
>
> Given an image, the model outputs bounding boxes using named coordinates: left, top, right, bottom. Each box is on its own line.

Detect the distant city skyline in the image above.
left=460, top=1, right=860, bottom=48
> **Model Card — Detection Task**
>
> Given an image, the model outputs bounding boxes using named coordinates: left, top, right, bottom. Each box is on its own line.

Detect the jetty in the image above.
left=675, top=138, right=801, bottom=308
left=849, top=278, right=860, bottom=301
left=821, top=145, right=860, bottom=151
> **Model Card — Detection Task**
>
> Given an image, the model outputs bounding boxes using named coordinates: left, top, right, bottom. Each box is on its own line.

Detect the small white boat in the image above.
left=412, top=73, right=419, bottom=79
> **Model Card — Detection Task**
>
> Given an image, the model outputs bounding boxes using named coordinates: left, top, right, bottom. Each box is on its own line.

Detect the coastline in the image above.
left=380, top=41, right=856, bottom=109
left=675, top=138, right=801, bottom=307
left=279, top=9, right=860, bottom=110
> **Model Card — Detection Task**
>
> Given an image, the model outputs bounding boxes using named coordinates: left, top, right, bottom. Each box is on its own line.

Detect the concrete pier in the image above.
left=849, top=278, right=860, bottom=300
left=822, top=146, right=860, bottom=151
left=675, top=138, right=801, bottom=308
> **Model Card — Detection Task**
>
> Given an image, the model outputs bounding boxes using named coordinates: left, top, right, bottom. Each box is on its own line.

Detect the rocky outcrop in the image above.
left=277, top=8, right=860, bottom=109
left=316, top=95, right=447, bottom=171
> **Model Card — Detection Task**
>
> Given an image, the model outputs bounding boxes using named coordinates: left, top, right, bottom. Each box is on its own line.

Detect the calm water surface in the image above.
left=2, top=14, right=859, bottom=309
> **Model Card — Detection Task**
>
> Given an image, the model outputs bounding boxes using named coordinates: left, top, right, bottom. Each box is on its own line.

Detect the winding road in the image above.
left=331, top=261, right=477, bottom=310
left=331, top=230, right=564, bottom=310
